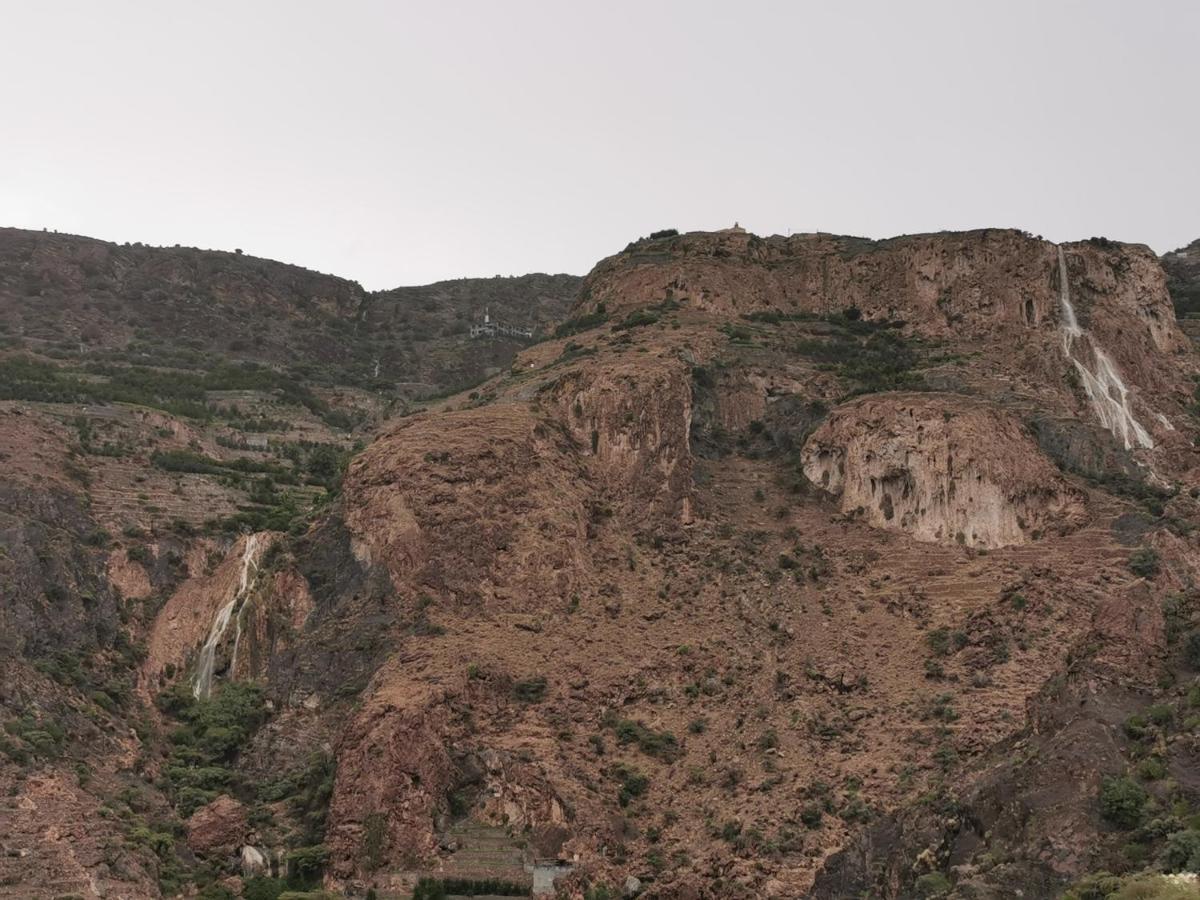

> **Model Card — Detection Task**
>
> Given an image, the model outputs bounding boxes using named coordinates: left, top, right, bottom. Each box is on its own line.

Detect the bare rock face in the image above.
left=544, top=357, right=695, bottom=525
left=142, top=531, right=275, bottom=693
left=802, top=394, right=1087, bottom=548
left=579, top=231, right=1197, bottom=452
left=324, top=673, right=456, bottom=877
left=105, top=547, right=153, bottom=600
left=582, top=229, right=1058, bottom=330
left=343, top=406, right=594, bottom=608
left=186, top=794, right=249, bottom=857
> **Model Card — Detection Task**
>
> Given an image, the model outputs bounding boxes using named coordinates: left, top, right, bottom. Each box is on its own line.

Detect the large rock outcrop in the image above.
left=802, top=394, right=1088, bottom=548
left=186, top=794, right=250, bottom=857
left=579, top=230, right=1195, bottom=450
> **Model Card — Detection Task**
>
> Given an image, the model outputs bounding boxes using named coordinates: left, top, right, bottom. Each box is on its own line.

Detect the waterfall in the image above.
left=192, top=533, right=264, bottom=699
left=1056, top=246, right=1153, bottom=451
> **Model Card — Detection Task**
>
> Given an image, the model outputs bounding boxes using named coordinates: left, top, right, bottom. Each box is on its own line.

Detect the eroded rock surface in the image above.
left=803, top=394, right=1087, bottom=548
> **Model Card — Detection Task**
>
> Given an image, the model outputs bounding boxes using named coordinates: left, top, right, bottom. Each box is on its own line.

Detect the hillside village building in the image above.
left=469, top=307, right=534, bottom=339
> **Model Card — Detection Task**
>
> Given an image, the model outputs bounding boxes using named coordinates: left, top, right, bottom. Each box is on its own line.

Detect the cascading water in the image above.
left=192, top=533, right=264, bottom=699
left=1056, top=245, right=1154, bottom=451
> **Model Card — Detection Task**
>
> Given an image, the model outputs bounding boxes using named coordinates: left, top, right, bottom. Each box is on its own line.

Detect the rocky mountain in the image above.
left=1164, top=238, right=1200, bottom=344
left=0, top=227, right=580, bottom=401
left=4, top=225, right=1200, bottom=900
left=0, top=227, right=577, bottom=898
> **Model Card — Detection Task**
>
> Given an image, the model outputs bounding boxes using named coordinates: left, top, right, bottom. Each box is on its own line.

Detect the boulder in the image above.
left=185, top=794, right=248, bottom=857
left=241, top=844, right=269, bottom=878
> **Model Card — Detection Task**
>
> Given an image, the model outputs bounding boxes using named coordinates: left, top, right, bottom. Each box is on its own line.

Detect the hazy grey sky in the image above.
left=2, top=1, right=1197, bottom=288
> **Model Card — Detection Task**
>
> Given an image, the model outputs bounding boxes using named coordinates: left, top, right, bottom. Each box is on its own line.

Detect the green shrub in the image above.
left=613, top=764, right=649, bottom=807
left=5, top=717, right=65, bottom=759
left=914, top=872, right=952, bottom=898
left=553, top=306, right=608, bottom=338
left=792, top=320, right=925, bottom=395
left=83, top=528, right=111, bottom=547
left=512, top=677, right=547, bottom=703
left=611, top=719, right=680, bottom=761
left=614, top=309, right=660, bottom=330
left=1148, top=704, right=1174, bottom=726
left=1100, top=776, right=1148, bottom=829
left=1063, top=872, right=1126, bottom=900
left=0, top=736, right=30, bottom=765
left=800, top=804, right=823, bottom=828
left=1129, top=547, right=1161, bottom=579
left=255, top=750, right=336, bottom=844
left=1124, top=714, right=1151, bottom=741
left=1136, top=757, right=1168, bottom=781
left=284, top=845, right=330, bottom=882
left=926, top=628, right=966, bottom=656
left=129, top=825, right=174, bottom=858
left=1160, top=829, right=1200, bottom=872
left=412, top=877, right=530, bottom=898
left=159, top=682, right=268, bottom=817
left=1111, top=874, right=1200, bottom=899
left=412, top=882, right=448, bottom=900
left=1185, top=632, right=1200, bottom=670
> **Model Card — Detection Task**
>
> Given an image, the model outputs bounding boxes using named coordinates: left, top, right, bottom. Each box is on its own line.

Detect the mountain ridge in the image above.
left=3, top=225, right=1200, bottom=899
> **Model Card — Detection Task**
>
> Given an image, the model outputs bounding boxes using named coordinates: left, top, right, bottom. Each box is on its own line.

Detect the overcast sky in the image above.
left=2, top=1, right=1197, bottom=289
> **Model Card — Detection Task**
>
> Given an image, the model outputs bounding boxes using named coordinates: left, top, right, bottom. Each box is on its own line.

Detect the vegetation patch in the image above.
left=157, top=681, right=268, bottom=817
left=608, top=717, right=682, bottom=762
left=412, top=877, right=530, bottom=899
left=553, top=303, right=609, bottom=338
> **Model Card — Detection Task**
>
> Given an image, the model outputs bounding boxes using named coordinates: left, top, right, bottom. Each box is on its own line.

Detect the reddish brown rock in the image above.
left=186, top=795, right=249, bottom=857
left=802, top=393, right=1088, bottom=548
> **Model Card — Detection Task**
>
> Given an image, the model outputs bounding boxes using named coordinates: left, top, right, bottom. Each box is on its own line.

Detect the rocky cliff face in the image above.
left=801, top=393, right=1088, bottom=548
left=259, top=228, right=1197, bottom=897
left=5, top=226, right=1200, bottom=900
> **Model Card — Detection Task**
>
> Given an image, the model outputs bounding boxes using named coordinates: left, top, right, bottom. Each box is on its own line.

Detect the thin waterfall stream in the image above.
left=192, top=533, right=264, bottom=699
left=1056, top=245, right=1153, bottom=451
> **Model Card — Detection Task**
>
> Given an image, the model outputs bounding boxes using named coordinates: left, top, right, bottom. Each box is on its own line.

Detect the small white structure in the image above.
left=470, top=307, right=534, bottom=340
